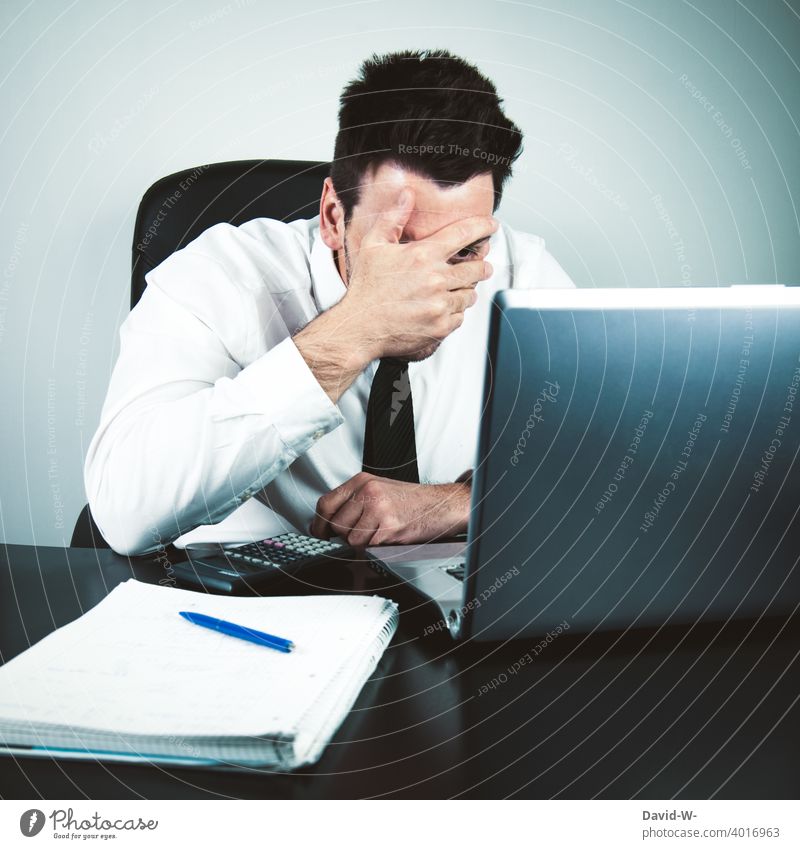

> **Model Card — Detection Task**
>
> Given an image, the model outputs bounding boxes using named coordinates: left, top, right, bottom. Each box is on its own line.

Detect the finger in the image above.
left=450, top=289, right=478, bottom=312
left=363, top=187, right=415, bottom=245
left=445, top=286, right=478, bottom=313
left=420, top=216, right=498, bottom=259
left=444, top=259, right=493, bottom=289
left=309, top=510, right=332, bottom=540
left=445, top=311, right=467, bottom=335
left=311, top=473, right=369, bottom=538
left=348, top=522, right=381, bottom=549
left=327, top=496, right=368, bottom=542
left=348, top=502, right=392, bottom=548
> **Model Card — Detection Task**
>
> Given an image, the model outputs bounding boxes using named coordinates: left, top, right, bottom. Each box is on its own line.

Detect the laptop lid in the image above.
left=461, top=285, right=800, bottom=641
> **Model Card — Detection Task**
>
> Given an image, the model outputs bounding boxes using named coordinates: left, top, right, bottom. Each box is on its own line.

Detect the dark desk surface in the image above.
left=1, top=543, right=799, bottom=799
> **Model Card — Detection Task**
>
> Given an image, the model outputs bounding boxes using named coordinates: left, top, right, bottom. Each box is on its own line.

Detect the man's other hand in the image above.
left=310, top=472, right=470, bottom=547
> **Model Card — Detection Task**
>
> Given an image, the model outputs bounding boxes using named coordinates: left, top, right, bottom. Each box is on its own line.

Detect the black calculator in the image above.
left=173, top=533, right=354, bottom=594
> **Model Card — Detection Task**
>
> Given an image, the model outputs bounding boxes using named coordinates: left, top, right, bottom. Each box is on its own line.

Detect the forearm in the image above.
left=86, top=393, right=333, bottom=556
left=293, top=301, right=377, bottom=403
left=86, top=392, right=272, bottom=554
left=86, top=337, right=343, bottom=555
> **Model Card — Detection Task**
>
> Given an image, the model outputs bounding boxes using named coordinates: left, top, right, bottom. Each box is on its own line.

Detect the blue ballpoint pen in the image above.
left=179, top=611, right=295, bottom=653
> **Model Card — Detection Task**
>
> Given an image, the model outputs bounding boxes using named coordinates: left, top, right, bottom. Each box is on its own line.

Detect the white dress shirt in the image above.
left=85, top=215, right=574, bottom=555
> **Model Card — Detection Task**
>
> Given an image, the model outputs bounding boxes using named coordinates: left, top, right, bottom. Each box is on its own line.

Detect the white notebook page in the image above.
left=0, top=581, right=396, bottom=744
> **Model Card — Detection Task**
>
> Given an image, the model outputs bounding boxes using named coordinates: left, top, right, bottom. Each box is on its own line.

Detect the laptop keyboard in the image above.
left=444, top=561, right=466, bottom=581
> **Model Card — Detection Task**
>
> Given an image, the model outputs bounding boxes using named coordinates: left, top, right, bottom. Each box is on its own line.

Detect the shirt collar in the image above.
left=310, top=221, right=347, bottom=313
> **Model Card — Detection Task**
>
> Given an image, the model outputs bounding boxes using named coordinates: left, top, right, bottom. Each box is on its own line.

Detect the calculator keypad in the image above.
left=224, top=533, right=350, bottom=572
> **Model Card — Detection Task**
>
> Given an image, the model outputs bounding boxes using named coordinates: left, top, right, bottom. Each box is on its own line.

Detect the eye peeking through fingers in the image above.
left=447, top=237, right=491, bottom=265
left=449, top=245, right=479, bottom=263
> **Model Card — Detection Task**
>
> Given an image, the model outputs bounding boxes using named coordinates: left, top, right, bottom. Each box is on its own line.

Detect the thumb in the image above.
left=367, top=188, right=414, bottom=244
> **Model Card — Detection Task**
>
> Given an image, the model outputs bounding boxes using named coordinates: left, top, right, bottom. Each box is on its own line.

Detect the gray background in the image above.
left=1, top=0, right=798, bottom=546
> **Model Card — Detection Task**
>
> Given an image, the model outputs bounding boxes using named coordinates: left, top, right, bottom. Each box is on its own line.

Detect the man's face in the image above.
left=338, top=162, right=495, bottom=361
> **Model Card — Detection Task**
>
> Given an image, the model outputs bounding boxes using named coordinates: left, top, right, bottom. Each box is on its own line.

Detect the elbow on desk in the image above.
left=84, top=467, right=172, bottom=557
left=87, top=497, right=166, bottom=557
left=83, top=422, right=186, bottom=556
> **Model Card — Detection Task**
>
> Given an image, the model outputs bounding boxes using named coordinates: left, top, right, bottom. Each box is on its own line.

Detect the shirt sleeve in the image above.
left=84, top=251, right=344, bottom=556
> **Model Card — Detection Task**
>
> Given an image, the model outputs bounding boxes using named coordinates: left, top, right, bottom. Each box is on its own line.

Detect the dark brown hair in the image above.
left=330, top=49, right=523, bottom=221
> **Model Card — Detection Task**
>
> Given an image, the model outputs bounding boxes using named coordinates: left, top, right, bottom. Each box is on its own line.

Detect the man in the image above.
left=85, top=49, right=573, bottom=556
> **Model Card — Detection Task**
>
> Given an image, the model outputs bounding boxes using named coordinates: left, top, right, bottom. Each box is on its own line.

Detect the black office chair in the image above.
left=71, top=159, right=330, bottom=548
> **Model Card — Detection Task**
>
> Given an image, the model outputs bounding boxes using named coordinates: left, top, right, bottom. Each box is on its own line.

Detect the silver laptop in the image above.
left=367, top=285, right=800, bottom=641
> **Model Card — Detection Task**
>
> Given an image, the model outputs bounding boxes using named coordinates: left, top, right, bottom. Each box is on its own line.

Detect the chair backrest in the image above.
left=130, top=159, right=329, bottom=308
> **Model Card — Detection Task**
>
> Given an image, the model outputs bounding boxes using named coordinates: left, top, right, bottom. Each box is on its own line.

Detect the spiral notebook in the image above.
left=0, top=580, right=398, bottom=770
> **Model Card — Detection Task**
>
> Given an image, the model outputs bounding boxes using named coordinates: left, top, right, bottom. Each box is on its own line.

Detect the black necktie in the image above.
left=362, top=357, right=420, bottom=483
